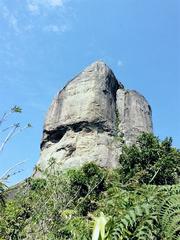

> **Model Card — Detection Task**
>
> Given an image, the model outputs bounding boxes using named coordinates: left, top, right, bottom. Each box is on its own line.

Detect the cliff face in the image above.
left=36, top=61, right=153, bottom=175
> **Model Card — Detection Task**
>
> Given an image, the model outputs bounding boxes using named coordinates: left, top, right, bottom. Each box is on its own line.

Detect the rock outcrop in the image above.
left=35, top=61, right=153, bottom=175
left=116, top=89, right=153, bottom=145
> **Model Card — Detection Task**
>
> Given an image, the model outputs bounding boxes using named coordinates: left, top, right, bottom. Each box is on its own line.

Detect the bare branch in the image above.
left=0, top=123, right=31, bottom=153
left=0, top=161, right=26, bottom=182
left=0, top=124, right=19, bottom=152
left=0, top=111, right=11, bottom=126
left=0, top=106, right=22, bottom=127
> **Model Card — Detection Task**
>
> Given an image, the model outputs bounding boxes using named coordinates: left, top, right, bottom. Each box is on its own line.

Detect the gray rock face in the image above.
left=35, top=61, right=153, bottom=175
left=116, top=89, right=153, bottom=145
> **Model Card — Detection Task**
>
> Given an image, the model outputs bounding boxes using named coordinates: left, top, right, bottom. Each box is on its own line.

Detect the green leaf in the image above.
left=11, top=106, right=22, bottom=113
left=92, top=212, right=108, bottom=240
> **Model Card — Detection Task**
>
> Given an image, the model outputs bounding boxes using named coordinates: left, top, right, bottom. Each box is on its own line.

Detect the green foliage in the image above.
left=11, top=105, right=22, bottom=113
left=92, top=184, right=180, bottom=240
left=69, top=163, right=105, bottom=196
left=0, top=182, right=6, bottom=207
left=0, top=200, right=31, bottom=239
left=160, top=194, right=180, bottom=239
left=119, top=133, right=180, bottom=185
left=29, top=178, right=47, bottom=191
left=0, top=133, right=179, bottom=239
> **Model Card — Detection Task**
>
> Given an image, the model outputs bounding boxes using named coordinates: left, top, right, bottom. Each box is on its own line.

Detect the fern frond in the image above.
left=111, top=203, right=156, bottom=240
left=159, top=193, right=180, bottom=240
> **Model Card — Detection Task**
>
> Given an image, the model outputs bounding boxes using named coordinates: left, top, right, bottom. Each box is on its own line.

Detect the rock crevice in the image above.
left=41, top=119, right=116, bottom=150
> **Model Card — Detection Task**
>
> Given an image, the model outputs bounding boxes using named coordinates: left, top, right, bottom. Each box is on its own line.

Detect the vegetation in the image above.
left=0, top=133, right=179, bottom=239
left=0, top=106, right=32, bottom=214
left=120, top=133, right=180, bottom=185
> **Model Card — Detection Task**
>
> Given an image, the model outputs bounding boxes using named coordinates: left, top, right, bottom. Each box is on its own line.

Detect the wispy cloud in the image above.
left=27, top=0, right=64, bottom=14
left=0, top=4, right=20, bottom=33
left=43, top=24, right=69, bottom=32
left=9, top=15, right=19, bottom=32
left=27, top=2, right=39, bottom=14
left=47, top=0, right=64, bottom=7
left=1, top=4, right=9, bottom=18
left=0, top=0, right=71, bottom=34
left=117, top=60, right=124, bottom=68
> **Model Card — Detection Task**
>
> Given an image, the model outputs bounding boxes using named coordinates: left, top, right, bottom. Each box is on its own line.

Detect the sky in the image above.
left=0, top=0, right=179, bottom=185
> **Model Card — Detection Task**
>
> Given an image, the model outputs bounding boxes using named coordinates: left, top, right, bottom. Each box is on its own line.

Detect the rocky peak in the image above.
left=35, top=61, right=153, bottom=176
left=41, top=61, right=122, bottom=149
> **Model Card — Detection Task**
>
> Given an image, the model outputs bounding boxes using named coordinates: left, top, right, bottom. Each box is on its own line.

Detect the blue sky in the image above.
left=0, top=0, right=179, bottom=185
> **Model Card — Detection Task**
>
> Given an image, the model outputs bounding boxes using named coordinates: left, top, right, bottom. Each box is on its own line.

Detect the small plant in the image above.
left=92, top=212, right=108, bottom=240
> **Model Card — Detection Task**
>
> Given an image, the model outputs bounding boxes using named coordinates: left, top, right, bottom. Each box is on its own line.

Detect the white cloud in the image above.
left=47, top=0, right=64, bottom=7
left=44, top=24, right=68, bottom=32
left=0, top=4, right=19, bottom=33
left=1, top=5, right=9, bottom=18
left=9, top=15, right=19, bottom=32
left=27, top=0, right=64, bottom=13
left=0, top=0, right=71, bottom=34
left=27, top=3, right=39, bottom=14
left=117, top=60, right=124, bottom=68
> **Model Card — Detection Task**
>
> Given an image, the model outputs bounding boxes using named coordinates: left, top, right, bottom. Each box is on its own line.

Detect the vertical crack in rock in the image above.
left=35, top=61, right=153, bottom=176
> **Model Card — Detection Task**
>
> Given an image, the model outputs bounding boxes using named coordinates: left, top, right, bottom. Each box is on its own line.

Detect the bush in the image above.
left=119, top=133, right=180, bottom=185
left=67, top=162, right=107, bottom=215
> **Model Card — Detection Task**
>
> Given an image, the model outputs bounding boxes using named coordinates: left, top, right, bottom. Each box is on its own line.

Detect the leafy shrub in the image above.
left=0, top=200, right=31, bottom=239
left=29, top=178, right=47, bottom=191
left=67, top=162, right=107, bottom=215
left=119, top=133, right=180, bottom=185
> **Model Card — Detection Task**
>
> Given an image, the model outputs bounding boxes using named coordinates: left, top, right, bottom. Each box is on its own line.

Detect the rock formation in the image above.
left=35, top=61, right=153, bottom=175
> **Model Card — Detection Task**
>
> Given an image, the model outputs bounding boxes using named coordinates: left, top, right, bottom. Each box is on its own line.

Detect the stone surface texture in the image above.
left=116, top=89, right=153, bottom=145
left=35, top=61, right=153, bottom=175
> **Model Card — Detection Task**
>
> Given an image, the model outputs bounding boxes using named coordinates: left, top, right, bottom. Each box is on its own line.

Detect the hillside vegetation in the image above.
left=0, top=133, right=180, bottom=240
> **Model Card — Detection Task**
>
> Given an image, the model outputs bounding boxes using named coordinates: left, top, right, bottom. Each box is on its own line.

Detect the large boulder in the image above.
left=35, top=61, right=153, bottom=176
